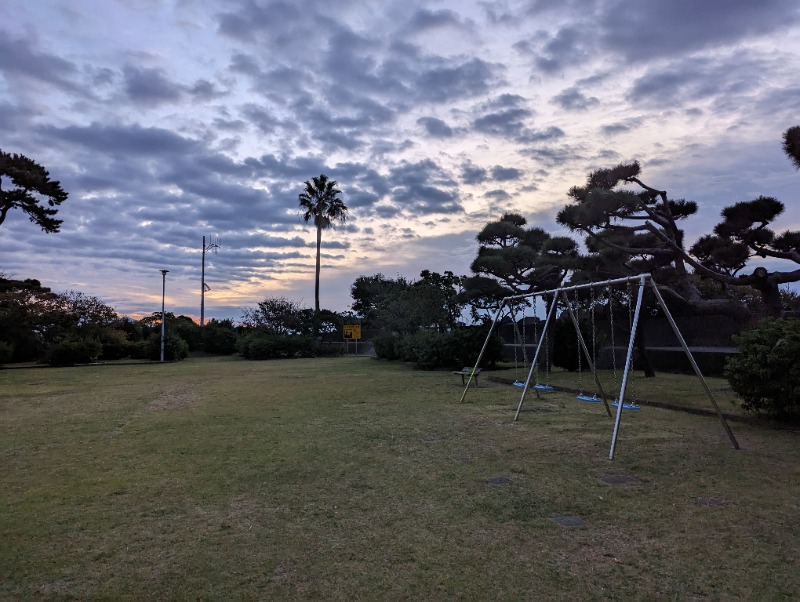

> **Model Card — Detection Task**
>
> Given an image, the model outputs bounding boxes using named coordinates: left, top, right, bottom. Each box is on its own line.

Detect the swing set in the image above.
left=459, top=274, right=740, bottom=459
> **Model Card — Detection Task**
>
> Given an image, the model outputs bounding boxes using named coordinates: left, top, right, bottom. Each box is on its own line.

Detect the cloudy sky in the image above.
left=2, top=0, right=799, bottom=322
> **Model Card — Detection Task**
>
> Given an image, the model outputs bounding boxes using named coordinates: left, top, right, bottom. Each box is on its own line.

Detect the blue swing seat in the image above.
left=512, top=380, right=526, bottom=388
left=533, top=383, right=554, bottom=392
left=611, top=401, right=641, bottom=411
left=577, top=394, right=602, bottom=403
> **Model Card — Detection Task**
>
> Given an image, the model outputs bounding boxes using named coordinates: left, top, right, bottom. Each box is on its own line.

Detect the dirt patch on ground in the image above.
left=145, top=385, right=199, bottom=412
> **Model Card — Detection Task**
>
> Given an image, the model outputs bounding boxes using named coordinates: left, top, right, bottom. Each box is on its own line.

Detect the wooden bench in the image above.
left=453, top=367, right=481, bottom=386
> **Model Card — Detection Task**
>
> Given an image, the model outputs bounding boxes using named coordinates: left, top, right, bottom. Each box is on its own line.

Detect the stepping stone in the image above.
left=551, top=516, right=586, bottom=527
left=694, top=496, right=726, bottom=506
left=487, top=476, right=512, bottom=486
left=600, top=474, right=637, bottom=485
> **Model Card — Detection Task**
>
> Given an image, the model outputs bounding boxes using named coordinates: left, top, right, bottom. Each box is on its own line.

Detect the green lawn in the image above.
left=2, top=356, right=798, bottom=600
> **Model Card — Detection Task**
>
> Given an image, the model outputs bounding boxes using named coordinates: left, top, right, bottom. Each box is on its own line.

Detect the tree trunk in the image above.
left=751, top=275, right=782, bottom=317
left=314, top=221, right=322, bottom=338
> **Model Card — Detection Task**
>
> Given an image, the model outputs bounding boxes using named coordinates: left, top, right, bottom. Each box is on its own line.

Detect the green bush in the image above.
left=444, top=327, right=504, bottom=369
left=147, top=332, right=189, bottom=361
left=47, top=337, right=103, bottom=366
left=410, top=331, right=449, bottom=370
left=724, top=318, right=800, bottom=419
left=97, top=327, right=132, bottom=360
left=127, top=340, right=151, bottom=360
left=202, top=323, right=238, bottom=355
left=394, top=334, right=417, bottom=363
left=316, top=343, right=345, bottom=357
left=372, top=327, right=503, bottom=370
left=0, top=341, right=14, bottom=364
left=238, top=332, right=315, bottom=360
left=373, top=331, right=398, bottom=360
left=169, top=317, right=203, bottom=351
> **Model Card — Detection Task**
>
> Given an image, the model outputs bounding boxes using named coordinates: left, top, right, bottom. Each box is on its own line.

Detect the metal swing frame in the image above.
left=458, top=273, right=740, bottom=459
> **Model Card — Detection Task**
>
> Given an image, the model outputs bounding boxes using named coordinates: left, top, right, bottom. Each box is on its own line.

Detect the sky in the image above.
left=2, top=0, right=799, bottom=323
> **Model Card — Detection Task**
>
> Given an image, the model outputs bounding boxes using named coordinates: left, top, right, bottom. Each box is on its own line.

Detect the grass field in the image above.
left=2, top=356, right=799, bottom=600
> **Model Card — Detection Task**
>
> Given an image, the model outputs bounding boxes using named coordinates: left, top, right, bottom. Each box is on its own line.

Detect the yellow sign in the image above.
left=343, top=324, right=362, bottom=340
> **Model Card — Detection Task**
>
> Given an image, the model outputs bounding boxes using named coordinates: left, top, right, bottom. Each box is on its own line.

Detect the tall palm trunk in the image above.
left=314, top=217, right=322, bottom=337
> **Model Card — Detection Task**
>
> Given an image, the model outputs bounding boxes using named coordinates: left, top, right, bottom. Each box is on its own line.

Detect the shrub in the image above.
left=127, top=339, right=151, bottom=360
left=372, top=331, right=398, bottom=360
left=238, top=332, right=315, bottom=360
left=47, top=337, right=103, bottom=366
left=202, top=323, right=238, bottom=355
left=372, top=327, right=503, bottom=370
left=316, top=342, right=345, bottom=357
left=147, top=332, right=189, bottom=361
left=410, top=331, right=449, bottom=370
left=170, top=317, right=203, bottom=351
left=444, top=327, right=504, bottom=369
left=0, top=341, right=14, bottom=364
left=97, top=327, right=131, bottom=360
left=724, top=318, right=800, bottom=419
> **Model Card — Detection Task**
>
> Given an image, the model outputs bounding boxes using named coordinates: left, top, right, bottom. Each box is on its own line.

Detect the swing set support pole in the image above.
left=647, top=280, right=740, bottom=450
left=559, top=290, right=612, bottom=418
left=609, top=275, right=646, bottom=460
left=514, top=293, right=558, bottom=421
left=459, top=301, right=507, bottom=403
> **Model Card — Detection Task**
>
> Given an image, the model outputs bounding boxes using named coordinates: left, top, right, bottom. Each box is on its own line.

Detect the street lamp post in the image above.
left=160, top=269, right=169, bottom=362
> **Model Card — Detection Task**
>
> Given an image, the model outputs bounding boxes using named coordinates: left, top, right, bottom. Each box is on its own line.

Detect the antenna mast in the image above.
left=201, top=235, right=220, bottom=326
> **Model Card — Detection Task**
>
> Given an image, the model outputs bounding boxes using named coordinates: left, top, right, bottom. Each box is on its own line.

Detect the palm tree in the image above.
left=298, top=174, right=348, bottom=327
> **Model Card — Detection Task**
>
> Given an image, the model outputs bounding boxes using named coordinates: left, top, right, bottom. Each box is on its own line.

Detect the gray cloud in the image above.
left=625, top=53, right=770, bottom=112
left=600, top=118, right=645, bottom=136
left=461, top=161, right=488, bottom=185
left=122, top=65, right=184, bottom=106
left=491, top=166, right=523, bottom=181
left=417, top=116, right=455, bottom=138
left=484, top=189, right=512, bottom=201
left=535, top=26, right=592, bottom=73
left=0, top=30, right=80, bottom=93
left=405, top=8, right=472, bottom=34
left=598, top=0, right=800, bottom=61
left=552, top=87, right=600, bottom=112
left=416, top=58, right=503, bottom=103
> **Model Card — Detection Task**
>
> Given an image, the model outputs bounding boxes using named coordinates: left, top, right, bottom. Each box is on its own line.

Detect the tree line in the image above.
left=2, top=128, right=799, bottom=378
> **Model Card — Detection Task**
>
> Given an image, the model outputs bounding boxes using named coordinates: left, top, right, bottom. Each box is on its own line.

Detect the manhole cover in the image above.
left=551, top=516, right=586, bottom=527
left=600, top=475, right=637, bottom=485
left=488, top=476, right=512, bottom=486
